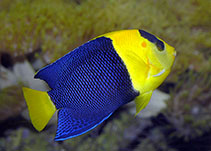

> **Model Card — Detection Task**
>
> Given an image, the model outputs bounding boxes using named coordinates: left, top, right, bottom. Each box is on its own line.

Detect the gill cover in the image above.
left=102, top=29, right=150, bottom=92
left=138, top=29, right=175, bottom=71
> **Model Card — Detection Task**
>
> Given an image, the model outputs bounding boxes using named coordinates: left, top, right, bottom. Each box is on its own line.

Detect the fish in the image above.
left=22, top=29, right=176, bottom=141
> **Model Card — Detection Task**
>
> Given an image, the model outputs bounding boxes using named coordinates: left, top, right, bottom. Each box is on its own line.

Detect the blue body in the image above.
left=35, top=37, right=139, bottom=141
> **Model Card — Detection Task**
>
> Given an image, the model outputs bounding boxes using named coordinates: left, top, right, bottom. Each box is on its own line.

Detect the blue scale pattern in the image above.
left=55, top=108, right=113, bottom=141
left=35, top=37, right=139, bottom=140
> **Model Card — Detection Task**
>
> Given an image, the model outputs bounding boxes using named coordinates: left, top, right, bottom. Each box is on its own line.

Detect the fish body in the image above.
left=23, top=29, right=176, bottom=141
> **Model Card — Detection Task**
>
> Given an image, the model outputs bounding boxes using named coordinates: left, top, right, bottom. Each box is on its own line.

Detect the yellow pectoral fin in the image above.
left=135, top=91, right=153, bottom=116
left=22, top=87, right=56, bottom=131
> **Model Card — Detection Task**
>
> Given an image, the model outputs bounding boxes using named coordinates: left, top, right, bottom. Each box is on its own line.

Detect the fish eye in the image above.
left=155, top=40, right=164, bottom=51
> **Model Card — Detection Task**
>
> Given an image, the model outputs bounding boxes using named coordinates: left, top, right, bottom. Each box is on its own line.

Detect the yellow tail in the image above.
left=22, top=87, right=56, bottom=131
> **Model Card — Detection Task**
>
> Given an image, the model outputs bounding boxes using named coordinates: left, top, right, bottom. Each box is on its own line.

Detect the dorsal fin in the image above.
left=34, top=41, right=93, bottom=89
left=34, top=38, right=109, bottom=89
left=35, top=47, right=82, bottom=89
left=34, top=61, right=63, bottom=89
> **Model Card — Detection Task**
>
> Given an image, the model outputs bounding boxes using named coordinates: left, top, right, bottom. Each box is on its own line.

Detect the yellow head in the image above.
left=101, top=29, right=176, bottom=93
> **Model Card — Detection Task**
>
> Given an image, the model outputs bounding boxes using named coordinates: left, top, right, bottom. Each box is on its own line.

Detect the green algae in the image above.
left=0, top=0, right=210, bottom=150
left=0, top=84, right=25, bottom=121
left=0, top=0, right=210, bottom=76
left=0, top=111, right=138, bottom=151
left=164, top=72, right=211, bottom=140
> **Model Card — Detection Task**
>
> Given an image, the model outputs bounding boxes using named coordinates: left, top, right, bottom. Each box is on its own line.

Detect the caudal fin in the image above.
left=22, top=87, right=56, bottom=131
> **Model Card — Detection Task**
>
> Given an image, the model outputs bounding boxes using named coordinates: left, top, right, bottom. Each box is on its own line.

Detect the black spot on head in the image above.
left=139, top=30, right=157, bottom=43
left=139, top=29, right=164, bottom=51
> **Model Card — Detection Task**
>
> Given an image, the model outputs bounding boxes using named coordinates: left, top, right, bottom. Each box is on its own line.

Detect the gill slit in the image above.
left=152, top=69, right=166, bottom=77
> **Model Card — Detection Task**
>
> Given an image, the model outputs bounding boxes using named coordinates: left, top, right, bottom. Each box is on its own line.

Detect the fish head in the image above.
left=138, top=30, right=176, bottom=73
left=137, top=30, right=176, bottom=92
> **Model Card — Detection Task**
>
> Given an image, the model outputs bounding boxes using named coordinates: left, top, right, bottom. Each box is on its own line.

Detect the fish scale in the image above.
left=47, top=37, right=138, bottom=113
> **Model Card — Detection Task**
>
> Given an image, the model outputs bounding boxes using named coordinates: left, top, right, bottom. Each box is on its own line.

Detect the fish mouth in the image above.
left=173, top=51, right=177, bottom=57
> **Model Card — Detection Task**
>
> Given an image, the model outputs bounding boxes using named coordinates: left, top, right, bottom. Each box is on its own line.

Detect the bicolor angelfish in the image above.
left=23, top=29, right=176, bottom=141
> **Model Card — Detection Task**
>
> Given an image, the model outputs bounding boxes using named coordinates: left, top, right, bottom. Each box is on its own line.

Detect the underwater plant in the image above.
left=0, top=0, right=210, bottom=150
left=0, top=0, right=209, bottom=75
left=0, top=84, right=25, bottom=121
left=164, top=72, right=211, bottom=140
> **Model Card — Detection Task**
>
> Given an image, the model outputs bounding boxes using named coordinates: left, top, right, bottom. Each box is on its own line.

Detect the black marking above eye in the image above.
left=139, top=29, right=164, bottom=51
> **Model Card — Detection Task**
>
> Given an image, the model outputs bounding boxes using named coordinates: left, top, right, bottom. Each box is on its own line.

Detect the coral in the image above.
left=0, top=0, right=210, bottom=77
left=0, top=0, right=210, bottom=150
left=134, top=129, right=177, bottom=151
left=0, top=84, right=26, bottom=121
left=0, top=110, right=138, bottom=151
left=164, top=72, right=211, bottom=140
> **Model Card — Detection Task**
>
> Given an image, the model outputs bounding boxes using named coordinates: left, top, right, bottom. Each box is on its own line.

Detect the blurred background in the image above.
left=0, top=0, right=210, bottom=150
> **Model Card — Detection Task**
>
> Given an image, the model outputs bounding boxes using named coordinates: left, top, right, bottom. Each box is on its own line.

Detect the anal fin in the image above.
left=55, top=108, right=113, bottom=141
left=135, top=91, right=153, bottom=116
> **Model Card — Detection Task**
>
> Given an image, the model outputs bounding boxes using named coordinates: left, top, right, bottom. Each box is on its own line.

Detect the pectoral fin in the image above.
left=135, top=91, right=153, bottom=116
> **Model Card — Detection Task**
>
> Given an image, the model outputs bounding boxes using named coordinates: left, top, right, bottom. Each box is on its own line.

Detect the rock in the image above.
left=0, top=60, right=48, bottom=121
left=0, top=60, right=47, bottom=90
left=0, top=85, right=26, bottom=120
left=0, top=66, right=17, bottom=89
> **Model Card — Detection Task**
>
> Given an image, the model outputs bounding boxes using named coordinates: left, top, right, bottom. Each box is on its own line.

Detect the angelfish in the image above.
left=23, top=29, right=176, bottom=141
